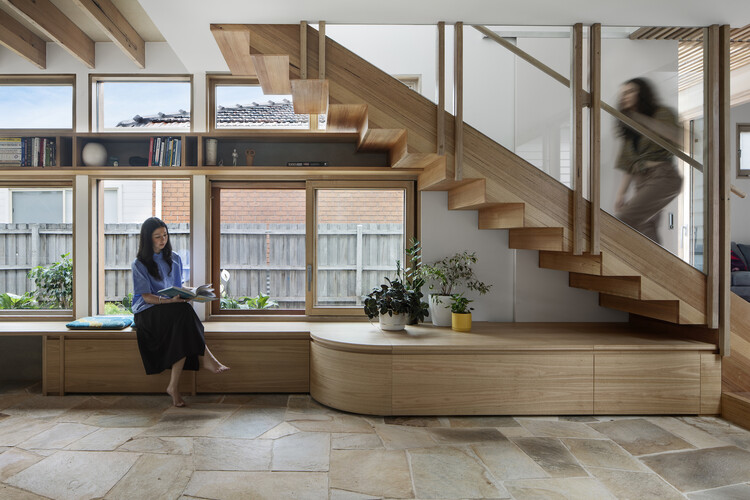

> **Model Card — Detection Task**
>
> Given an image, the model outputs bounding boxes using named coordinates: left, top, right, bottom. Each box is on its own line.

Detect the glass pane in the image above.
left=741, top=129, right=750, bottom=173
left=95, top=80, right=191, bottom=131
left=0, top=187, right=73, bottom=310
left=464, top=26, right=573, bottom=187
left=601, top=26, right=703, bottom=269
left=316, top=189, right=405, bottom=308
left=215, top=84, right=312, bottom=129
left=0, top=85, right=73, bottom=129
left=101, top=180, right=191, bottom=314
left=219, top=188, right=305, bottom=311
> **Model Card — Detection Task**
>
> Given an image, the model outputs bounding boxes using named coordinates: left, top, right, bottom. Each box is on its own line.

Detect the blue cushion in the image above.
left=66, top=315, right=134, bottom=330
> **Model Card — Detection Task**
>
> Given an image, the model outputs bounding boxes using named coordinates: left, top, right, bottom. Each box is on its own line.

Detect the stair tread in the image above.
left=359, top=129, right=406, bottom=151
left=251, top=54, right=291, bottom=94
left=327, top=103, right=368, bottom=132
left=392, top=153, right=444, bottom=170
left=290, top=79, right=329, bottom=115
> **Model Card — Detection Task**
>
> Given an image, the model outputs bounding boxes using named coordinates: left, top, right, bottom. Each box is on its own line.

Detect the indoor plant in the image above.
left=450, top=293, right=473, bottom=332
left=363, top=260, right=429, bottom=331
left=418, top=251, right=491, bottom=327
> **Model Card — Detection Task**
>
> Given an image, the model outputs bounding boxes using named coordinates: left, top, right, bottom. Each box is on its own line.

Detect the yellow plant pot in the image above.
left=452, top=312, right=472, bottom=332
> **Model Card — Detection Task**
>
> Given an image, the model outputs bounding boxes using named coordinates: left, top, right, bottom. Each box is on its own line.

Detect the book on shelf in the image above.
left=157, top=284, right=217, bottom=302
left=286, top=161, right=328, bottom=167
left=0, top=137, right=55, bottom=167
left=149, top=136, right=182, bottom=166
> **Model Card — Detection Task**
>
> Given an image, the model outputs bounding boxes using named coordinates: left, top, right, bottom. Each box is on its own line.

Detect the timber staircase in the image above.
left=211, top=23, right=708, bottom=327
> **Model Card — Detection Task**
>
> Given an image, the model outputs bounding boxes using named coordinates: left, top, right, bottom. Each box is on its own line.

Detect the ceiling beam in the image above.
left=2, top=0, right=95, bottom=68
left=0, top=8, right=45, bottom=68
left=210, top=24, right=256, bottom=75
left=72, top=0, right=145, bottom=68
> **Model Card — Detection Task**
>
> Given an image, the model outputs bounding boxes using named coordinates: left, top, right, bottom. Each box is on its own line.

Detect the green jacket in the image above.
left=615, top=106, right=678, bottom=174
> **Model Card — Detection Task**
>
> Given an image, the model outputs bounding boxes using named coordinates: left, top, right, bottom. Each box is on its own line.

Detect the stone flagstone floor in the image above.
left=2, top=383, right=750, bottom=499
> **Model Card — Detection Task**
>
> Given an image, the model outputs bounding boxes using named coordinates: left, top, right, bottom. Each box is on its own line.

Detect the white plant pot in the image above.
left=379, top=312, right=407, bottom=331
left=428, top=294, right=453, bottom=327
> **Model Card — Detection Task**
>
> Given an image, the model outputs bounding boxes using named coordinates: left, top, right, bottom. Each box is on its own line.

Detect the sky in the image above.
left=0, top=83, right=291, bottom=129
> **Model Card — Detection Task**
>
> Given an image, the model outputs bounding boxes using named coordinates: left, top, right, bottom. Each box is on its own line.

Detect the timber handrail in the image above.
left=731, top=184, right=747, bottom=198
left=473, top=24, right=704, bottom=174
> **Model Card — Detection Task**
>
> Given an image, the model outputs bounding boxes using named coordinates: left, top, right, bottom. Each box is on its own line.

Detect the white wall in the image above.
left=730, top=101, right=750, bottom=244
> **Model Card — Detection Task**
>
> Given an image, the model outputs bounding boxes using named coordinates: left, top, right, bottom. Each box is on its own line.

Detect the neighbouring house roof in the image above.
left=116, top=99, right=322, bottom=128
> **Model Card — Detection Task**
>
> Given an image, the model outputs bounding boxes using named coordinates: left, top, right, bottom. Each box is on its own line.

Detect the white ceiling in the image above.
left=136, top=0, right=750, bottom=73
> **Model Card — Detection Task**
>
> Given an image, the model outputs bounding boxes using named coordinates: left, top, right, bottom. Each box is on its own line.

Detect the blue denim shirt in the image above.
left=131, top=252, right=183, bottom=314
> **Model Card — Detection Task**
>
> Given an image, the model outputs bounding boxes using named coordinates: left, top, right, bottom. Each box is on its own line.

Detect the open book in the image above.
left=157, top=284, right=218, bottom=302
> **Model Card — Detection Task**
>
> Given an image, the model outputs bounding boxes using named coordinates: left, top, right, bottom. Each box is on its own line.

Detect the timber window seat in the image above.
left=0, top=321, right=720, bottom=417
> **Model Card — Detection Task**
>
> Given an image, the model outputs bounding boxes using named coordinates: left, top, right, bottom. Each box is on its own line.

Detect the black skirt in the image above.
left=134, top=303, right=206, bottom=375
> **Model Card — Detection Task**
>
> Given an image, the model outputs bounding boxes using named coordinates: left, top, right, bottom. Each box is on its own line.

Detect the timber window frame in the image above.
left=0, top=75, right=76, bottom=131
left=738, top=124, right=750, bottom=178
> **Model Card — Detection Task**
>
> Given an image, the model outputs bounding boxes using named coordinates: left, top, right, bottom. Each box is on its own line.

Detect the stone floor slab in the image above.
left=6, top=450, right=139, bottom=500
left=590, top=418, right=694, bottom=456
left=329, top=488, right=382, bottom=499
left=208, top=407, right=285, bottom=439
left=504, top=477, right=618, bottom=500
left=680, top=417, right=750, bottom=451
left=0, top=484, right=49, bottom=499
left=640, top=446, right=750, bottom=492
left=589, top=466, right=685, bottom=500
left=2, top=395, right=88, bottom=419
left=104, top=453, right=192, bottom=500
left=258, top=421, right=299, bottom=439
left=272, top=432, right=330, bottom=471
left=374, top=423, right=437, bottom=450
left=330, top=449, right=413, bottom=498
left=688, top=483, right=750, bottom=499
left=193, top=436, right=272, bottom=471
left=511, top=437, right=588, bottom=478
left=18, top=423, right=96, bottom=450
left=0, top=417, right=55, bottom=447
left=332, top=432, right=383, bottom=450
left=471, top=441, right=548, bottom=481
left=518, top=418, right=606, bottom=439
left=383, top=416, right=444, bottom=427
left=184, top=470, right=328, bottom=499
left=428, top=427, right=506, bottom=444
left=116, top=436, right=193, bottom=455
left=409, top=446, right=508, bottom=499
left=137, top=408, right=229, bottom=437
left=66, top=427, right=142, bottom=451
left=291, top=415, right=374, bottom=433
left=647, top=416, right=730, bottom=449
left=561, top=438, right=645, bottom=471
left=0, top=448, right=43, bottom=482
left=448, top=416, right=521, bottom=428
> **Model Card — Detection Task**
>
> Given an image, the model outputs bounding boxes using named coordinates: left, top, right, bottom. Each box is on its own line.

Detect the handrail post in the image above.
left=572, top=23, right=584, bottom=255
left=705, top=25, right=720, bottom=333
left=300, top=21, right=307, bottom=79
left=454, top=22, right=464, bottom=181
left=590, top=24, right=601, bottom=255
left=437, top=22, right=446, bottom=156
left=719, top=24, right=731, bottom=355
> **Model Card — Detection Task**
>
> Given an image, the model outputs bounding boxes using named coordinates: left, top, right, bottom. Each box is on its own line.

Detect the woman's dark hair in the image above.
left=618, top=77, right=660, bottom=143
left=136, top=217, right=173, bottom=280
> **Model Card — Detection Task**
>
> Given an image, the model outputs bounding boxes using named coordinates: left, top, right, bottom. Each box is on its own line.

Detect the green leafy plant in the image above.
left=122, top=292, right=133, bottom=313
left=27, top=253, right=73, bottom=309
left=450, top=293, right=474, bottom=314
left=418, top=251, right=491, bottom=303
left=221, top=293, right=279, bottom=310
left=363, top=260, right=429, bottom=323
left=0, top=292, right=38, bottom=309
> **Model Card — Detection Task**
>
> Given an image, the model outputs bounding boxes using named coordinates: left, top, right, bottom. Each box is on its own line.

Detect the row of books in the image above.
left=0, top=137, right=56, bottom=167
left=149, top=137, right=181, bottom=166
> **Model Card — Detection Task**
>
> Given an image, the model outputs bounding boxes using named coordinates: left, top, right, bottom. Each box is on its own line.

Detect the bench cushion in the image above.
left=66, top=315, right=134, bottom=330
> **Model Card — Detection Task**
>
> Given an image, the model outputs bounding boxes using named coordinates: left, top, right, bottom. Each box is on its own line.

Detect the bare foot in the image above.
left=166, top=386, right=186, bottom=407
left=202, top=354, right=230, bottom=374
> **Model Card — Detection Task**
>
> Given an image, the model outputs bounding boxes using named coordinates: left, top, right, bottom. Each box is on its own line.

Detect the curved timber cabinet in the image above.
left=309, top=322, right=721, bottom=416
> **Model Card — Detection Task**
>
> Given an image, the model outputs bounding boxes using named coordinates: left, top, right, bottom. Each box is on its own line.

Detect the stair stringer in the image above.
left=238, top=23, right=707, bottom=326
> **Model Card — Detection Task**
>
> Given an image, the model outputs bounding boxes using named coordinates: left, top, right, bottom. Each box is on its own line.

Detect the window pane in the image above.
left=95, top=80, right=191, bottom=131
left=741, top=129, right=750, bottom=173
left=101, top=180, right=191, bottom=314
left=0, top=85, right=73, bottom=129
left=215, top=85, right=311, bottom=129
left=0, top=187, right=73, bottom=310
left=218, top=188, right=306, bottom=311
left=316, top=189, right=405, bottom=308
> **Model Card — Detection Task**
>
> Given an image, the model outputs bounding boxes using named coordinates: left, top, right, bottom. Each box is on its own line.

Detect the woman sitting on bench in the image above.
left=131, top=217, right=228, bottom=407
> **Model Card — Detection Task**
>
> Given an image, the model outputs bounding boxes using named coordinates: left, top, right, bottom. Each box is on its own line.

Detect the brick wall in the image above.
left=159, top=185, right=405, bottom=224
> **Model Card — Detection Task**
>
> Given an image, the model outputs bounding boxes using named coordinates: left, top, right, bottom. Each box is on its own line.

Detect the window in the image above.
left=0, top=75, right=75, bottom=130
left=739, top=124, right=750, bottom=177
left=0, top=184, right=74, bottom=312
left=308, top=181, right=413, bottom=315
left=207, top=76, right=315, bottom=131
left=210, top=183, right=306, bottom=314
left=90, top=75, right=192, bottom=132
left=98, top=179, right=191, bottom=315
left=209, top=180, right=414, bottom=317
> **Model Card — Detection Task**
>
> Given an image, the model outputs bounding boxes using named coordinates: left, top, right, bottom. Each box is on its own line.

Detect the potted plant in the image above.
left=418, top=251, right=491, bottom=327
left=450, top=293, right=473, bottom=332
left=363, top=261, right=429, bottom=331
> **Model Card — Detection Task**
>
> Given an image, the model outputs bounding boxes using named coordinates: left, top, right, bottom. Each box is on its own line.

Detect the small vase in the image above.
left=205, top=138, right=218, bottom=166
left=428, top=294, right=452, bottom=327
left=452, top=312, right=472, bottom=332
left=379, top=312, right=407, bottom=331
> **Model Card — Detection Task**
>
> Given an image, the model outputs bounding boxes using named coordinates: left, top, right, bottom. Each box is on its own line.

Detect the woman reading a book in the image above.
left=131, top=217, right=228, bottom=407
